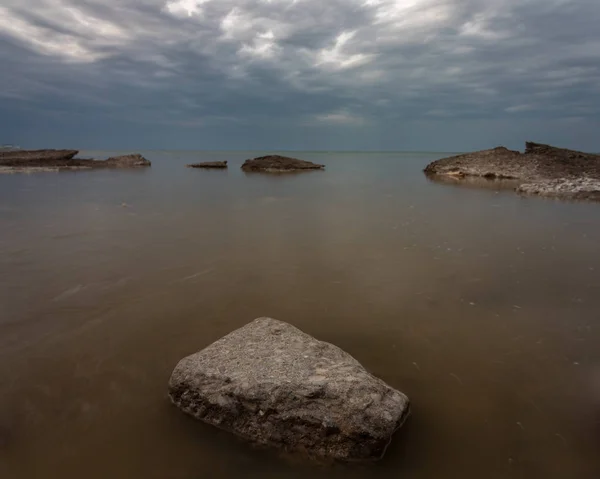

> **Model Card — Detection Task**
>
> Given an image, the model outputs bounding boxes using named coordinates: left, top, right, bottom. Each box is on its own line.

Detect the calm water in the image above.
left=1, top=151, right=599, bottom=479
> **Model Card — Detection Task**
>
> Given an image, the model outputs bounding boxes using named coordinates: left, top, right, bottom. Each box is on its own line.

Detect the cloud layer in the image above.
left=1, top=0, right=599, bottom=150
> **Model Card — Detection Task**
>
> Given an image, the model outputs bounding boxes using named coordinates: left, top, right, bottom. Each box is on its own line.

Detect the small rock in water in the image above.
left=241, top=155, right=324, bottom=172
left=168, top=317, right=409, bottom=462
left=186, top=161, right=228, bottom=169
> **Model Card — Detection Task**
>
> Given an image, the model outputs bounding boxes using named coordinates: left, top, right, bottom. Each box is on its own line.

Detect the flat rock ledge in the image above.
left=187, top=161, right=228, bottom=169
left=424, top=142, right=600, bottom=201
left=517, top=177, right=600, bottom=200
left=241, top=155, right=324, bottom=172
left=168, top=317, right=409, bottom=462
left=0, top=150, right=151, bottom=172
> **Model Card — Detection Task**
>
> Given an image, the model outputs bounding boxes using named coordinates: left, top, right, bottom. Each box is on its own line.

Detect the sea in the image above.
left=1, top=150, right=599, bottom=478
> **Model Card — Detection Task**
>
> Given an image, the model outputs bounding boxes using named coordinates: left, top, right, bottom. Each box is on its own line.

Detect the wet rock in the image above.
left=241, top=155, right=324, bottom=172
left=168, top=317, right=409, bottom=462
left=0, top=166, right=63, bottom=174
left=187, top=161, right=228, bottom=169
left=517, top=177, right=600, bottom=200
left=424, top=142, right=600, bottom=201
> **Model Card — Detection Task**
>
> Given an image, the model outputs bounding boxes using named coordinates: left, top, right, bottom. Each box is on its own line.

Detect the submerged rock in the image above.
left=424, top=142, right=600, bottom=201
left=168, top=317, right=409, bottom=462
left=187, top=161, right=228, bottom=169
left=0, top=149, right=151, bottom=172
left=241, top=155, right=324, bottom=172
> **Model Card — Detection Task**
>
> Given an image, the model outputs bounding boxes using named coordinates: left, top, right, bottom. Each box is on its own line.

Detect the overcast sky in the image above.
left=1, top=0, right=599, bottom=151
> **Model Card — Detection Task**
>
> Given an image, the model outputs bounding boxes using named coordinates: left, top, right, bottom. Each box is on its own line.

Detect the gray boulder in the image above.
left=168, top=317, right=409, bottom=462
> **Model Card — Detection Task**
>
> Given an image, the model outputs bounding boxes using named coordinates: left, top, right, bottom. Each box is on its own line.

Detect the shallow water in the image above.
left=1, top=151, right=599, bottom=479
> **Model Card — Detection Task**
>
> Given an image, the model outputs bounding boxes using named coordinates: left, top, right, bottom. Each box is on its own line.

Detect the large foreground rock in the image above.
left=424, top=142, right=600, bottom=201
left=241, top=155, right=324, bottom=172
left=168, top=318, right=409, bottom=461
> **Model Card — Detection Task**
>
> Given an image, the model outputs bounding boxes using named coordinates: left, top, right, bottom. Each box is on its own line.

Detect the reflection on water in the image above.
left=424, top=172, right=522, bottom=191
left=1, top=151, right=599, bottom=479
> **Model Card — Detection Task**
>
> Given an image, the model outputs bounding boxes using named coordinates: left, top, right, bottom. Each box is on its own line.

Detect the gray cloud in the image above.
left=1, top=0, right=599, bottom=150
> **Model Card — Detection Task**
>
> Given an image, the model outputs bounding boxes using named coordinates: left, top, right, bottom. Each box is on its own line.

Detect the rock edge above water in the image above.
left=0, top=149, right=151, bottom=172
left=241, top=155, right=325, bottom=172
left=424, top=142, right=600, bottom=201
left=516, top=177, right=600, bottom=200
left=168, top=317, right=409, bottom=462
left=186, top=161, right=228, bottom=169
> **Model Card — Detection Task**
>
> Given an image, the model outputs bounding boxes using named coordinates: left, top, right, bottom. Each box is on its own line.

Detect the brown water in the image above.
left=1, top=151, right=599, bottom=479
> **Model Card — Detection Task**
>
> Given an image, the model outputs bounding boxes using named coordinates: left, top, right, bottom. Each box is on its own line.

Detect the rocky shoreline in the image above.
left=424, top=142, right=600, bottom=201
left=0, top=149, right=151, bottom=173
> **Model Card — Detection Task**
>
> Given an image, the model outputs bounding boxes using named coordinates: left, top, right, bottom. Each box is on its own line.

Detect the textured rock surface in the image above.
left=168, top=317, right=409, bottom=462
left=424, top=142, right=600, bottom=201
left=424, top=147, right=526, bottom=179
left=0, top=150, right=150, bottom=171
left=187, top=161, right=228, bottom=168
left=104, top=154, right=151, bottom=168
left=241, top=155, right=324, bottom=172
left=517, top=177, right=600, bottom=200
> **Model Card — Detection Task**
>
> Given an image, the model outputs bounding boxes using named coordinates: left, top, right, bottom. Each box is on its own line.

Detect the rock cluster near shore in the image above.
left=241, top=155, right=325, bottom=172
left=0, top=149, right=151, bottom=172
left=186, top=161, right=228, bottom=169
left=168, top=317, right=409, bottom=462
left=424, top=142, right=600, bottom=201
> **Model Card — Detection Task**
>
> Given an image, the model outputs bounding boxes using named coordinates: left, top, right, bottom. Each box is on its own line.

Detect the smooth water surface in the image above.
left=1, top=151, right=599, bottom=478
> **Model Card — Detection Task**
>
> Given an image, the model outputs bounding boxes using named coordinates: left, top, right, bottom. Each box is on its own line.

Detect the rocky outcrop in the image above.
left=0, top=150, right=151, bottom=172
left=104, top=154, right=151, bottom=168
left=186, top=161, right=228, bottom=169
left=424, top=147, right=526, bottom=179
left=424, top=142, right=600, bottom=201
left=168, top=317, right=409, bottom=462
left=0, top=149, right=78, bottom=166
left=241, top=155, right=324, bottom=172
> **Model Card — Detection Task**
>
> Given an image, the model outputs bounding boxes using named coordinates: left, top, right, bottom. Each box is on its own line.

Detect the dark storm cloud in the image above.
left=1, top=0, right=599, bottom=149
